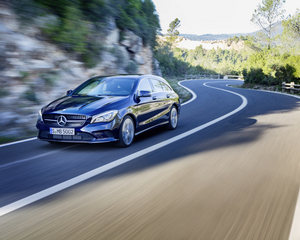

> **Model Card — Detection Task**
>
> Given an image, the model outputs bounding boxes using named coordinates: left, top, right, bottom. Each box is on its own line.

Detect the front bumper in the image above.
left=36, top=119, right=120, bottom=144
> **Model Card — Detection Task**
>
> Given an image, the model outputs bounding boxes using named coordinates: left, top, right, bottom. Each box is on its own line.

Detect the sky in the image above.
left=151, top=0, right=300, bottom=35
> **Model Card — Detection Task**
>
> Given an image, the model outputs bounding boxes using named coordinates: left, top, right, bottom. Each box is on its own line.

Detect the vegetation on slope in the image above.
left=5, top=0, right=300, bottom=87
left=6, top=0, right=160, bottom=68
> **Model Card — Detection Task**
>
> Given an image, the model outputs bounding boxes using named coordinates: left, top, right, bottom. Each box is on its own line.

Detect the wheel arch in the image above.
left=122, top=113, right=137, bottom=129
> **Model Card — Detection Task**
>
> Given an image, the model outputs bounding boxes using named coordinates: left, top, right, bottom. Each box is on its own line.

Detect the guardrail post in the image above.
left=282, top=82, right=286, bottom=92
left=291, top=82, right=295, bottom=94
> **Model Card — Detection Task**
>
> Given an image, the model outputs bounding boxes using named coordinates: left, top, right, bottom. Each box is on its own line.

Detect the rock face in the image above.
left=168, top=36, right=245, bottom=51
left=0, top=4, right=161, bottom=138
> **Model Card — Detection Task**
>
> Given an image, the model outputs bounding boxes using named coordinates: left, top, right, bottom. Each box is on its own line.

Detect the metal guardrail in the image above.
left=282, top=82, right=300, bottom=94
left=176, top=74, right=244, bottom=80
left=224, top=75, right=243, bottom=80
left=184, top=74, right=221, bottom=80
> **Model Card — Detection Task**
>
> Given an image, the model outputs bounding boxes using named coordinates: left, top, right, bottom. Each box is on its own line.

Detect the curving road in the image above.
left=1, top=80, right=300, bottom=240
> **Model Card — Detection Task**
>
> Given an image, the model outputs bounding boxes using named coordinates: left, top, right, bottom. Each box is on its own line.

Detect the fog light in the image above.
left=93, top=131, right=108, bottom=139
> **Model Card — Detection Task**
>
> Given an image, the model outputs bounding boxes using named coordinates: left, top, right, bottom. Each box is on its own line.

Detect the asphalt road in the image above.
left=1, top=79, right=300, bottom=240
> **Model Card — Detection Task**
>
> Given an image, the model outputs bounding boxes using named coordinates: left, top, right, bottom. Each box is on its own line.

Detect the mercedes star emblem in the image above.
left=57, top=115, right=67, bottom=127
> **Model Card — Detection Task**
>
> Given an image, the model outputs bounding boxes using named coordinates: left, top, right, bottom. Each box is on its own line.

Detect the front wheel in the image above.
left=167, top=106, right=178, bottom=130
left=115, top=116, right=135, bottom=147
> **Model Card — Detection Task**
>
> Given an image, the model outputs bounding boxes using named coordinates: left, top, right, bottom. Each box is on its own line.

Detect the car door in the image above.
left=134, top=78, right=157, bottom=132
left=148, top=78, right=171, bottom=125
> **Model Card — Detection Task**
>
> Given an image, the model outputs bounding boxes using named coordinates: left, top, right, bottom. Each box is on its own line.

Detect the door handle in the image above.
left=152, top=96, right=157, bottom=100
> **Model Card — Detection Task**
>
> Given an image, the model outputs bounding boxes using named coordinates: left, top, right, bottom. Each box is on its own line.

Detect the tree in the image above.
left=114, top=0, right=160, bottom=48
left=251, top=0, right=285, bottom=48
left=282, top=9, right=300, bottom=39
left=166, top=18, right=182, bottom=47
left=141, top=0, right=161, bottom=47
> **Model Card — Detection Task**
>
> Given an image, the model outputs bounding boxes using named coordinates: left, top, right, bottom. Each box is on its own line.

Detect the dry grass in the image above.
left=166, top=78, right=192, bottom=103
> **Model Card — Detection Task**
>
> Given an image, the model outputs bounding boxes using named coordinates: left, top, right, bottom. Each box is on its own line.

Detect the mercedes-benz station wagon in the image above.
left=36, top=75, right=181, bottom=147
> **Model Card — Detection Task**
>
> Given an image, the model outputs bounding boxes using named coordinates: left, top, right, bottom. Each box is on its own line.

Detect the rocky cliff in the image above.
left=0, top=4, right=161, bottom=138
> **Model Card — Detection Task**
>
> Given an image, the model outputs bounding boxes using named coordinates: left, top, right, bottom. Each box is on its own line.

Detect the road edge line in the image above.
left=178, top=80, right=197, bottom=106
left=0, top=137, right=37, bottom=148
left=289, top=190, right=300, bottom=240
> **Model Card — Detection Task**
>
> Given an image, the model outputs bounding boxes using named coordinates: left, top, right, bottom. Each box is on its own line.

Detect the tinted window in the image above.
left=151, top=79, right=164, bottom=92
left=161, top=82, right=172, bottom=91
left=73, top=77, right=135, bottom=96
left=138, top=79, right=153, bottom=92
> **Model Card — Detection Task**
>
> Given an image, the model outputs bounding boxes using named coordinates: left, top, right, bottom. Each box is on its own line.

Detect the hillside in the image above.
left=0, top=2, right=161, bottom=139
left=175, top=37, right=244, bottom=51
left=180, top=33, right=245, bottom=41
left=157, top=36, right=244, bottom=51
left=180, top=22, right=283, bottom=42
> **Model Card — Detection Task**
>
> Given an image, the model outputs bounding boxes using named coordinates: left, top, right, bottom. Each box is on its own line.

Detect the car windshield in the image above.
left=73, top=77, right=136, bottom=96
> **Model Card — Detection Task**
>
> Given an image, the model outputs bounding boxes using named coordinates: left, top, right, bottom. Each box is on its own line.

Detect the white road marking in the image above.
left=178, top=80, right=197, bottom=106
left=0, top=82, right=248, bottom=217
left=289, top=191, right=300, bottom=240
left=0, top=137, right=37, bottom=148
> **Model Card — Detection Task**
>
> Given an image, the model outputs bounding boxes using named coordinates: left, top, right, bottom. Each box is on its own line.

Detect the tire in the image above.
left=167, top=106, right=178, bottom=130
left=115, top=115, right=135, bottom=147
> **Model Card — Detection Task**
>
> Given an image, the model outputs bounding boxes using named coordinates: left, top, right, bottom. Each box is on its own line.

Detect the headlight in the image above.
left=38, top=109, right=43, bottom=122
left=91, top=110, right=118, bottom=123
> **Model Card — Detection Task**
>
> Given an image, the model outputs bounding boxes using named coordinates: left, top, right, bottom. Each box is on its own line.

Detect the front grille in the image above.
left=43, top=114, right=87, bottom=128
left=39, top=131, right=94, bottom=141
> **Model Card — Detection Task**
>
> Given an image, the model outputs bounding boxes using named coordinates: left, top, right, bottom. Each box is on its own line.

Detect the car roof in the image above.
left=91, top=74, right=165, bottom=81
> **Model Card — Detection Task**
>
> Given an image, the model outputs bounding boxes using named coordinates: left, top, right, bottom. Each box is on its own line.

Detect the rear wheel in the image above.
left=115, top=116, right=135, bottom=147
left=167, top=106, right=178, bottom=130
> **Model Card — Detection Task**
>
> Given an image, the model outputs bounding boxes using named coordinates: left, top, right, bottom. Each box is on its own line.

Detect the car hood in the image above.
left=43, top=95, right=129, bottom=115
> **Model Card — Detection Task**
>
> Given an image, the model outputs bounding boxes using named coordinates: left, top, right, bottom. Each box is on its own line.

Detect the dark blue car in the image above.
left=36, top=75, right=181, bottom=147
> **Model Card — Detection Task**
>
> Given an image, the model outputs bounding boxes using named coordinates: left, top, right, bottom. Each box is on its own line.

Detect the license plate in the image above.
left=50, top=128, right=75, bottom=135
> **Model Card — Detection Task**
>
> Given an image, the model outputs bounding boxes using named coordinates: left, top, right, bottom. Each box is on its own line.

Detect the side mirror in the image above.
left=138, top=90, right=151, bottom=98
left=66, top=90, right=73, bottom=96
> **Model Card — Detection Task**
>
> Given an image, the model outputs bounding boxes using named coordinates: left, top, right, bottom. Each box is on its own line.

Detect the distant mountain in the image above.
left=179, top=33, right=245, bottom=41
left=180, top=23, right=283, bottom=41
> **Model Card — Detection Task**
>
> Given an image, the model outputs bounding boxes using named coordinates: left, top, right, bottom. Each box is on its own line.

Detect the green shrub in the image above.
left=243, top=68, right=266, bottom=84
left=19, top=71, right=30, bottom=82
left=275, top=64, right=300, bottom=83
left=0, top=88, right=10, bottom=98
left=40, top=72, right=58, bottom=87
left=42, top=6, right=89, bottom=53
left=82, top=41, right=104, bottom=68
left=114, top=0, right=160, bottom=48
left=8, top=0, right=45, bottom=22
left=125, top=61, right=138, bottom=74
left=80, top=0, right=114, bottom=24
left=23, top=88, right=39, bottom=103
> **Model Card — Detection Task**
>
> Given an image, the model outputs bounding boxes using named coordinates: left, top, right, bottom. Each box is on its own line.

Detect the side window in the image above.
left=151, top=79, right=164, bottom=92
left=138, top=79, right=153, bottom=92
left=161, top=82, right=172, bottom=91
